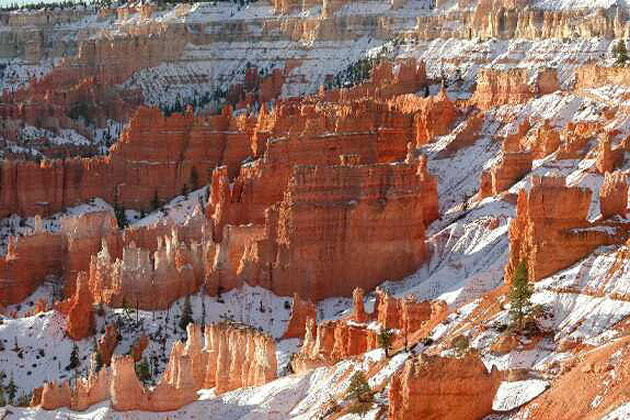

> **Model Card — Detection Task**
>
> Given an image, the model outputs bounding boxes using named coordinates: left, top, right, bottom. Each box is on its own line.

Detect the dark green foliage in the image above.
left=67, top=343, right=81, bottom=371
left=179, top=295, right=193, bottom=331
left=346, top=371, right=373, bottom=417
left=16, top=391, right=30, bottom=407
left=451, top=334, right=469, bottom=356
left=190, top=167, right=199, bottom=190
left=114, top=205, right=128, bottom=229
left=151, top=190, right=160, bottom=211
left=377, top=328, right=392, bottom=357
left=135, top=358, right=151, bottom=384
left=614, top=40, right=629, bottom=66
left=509, top=260, right=533, bottom=332
left=6, top=373, right=16, bottom=405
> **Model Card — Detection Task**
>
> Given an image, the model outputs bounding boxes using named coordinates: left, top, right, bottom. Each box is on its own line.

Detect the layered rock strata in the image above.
left=0, top=106, right=252, bottom=218
left=505, top=175, right=627, bottom=283
left=209, top=155, right=438, bottom=301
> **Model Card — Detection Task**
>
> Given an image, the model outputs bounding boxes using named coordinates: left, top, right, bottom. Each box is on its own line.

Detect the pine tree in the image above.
left=67, top=343, right=80, bottom=371
left=346, top=371, right=373, bottom=416
left=151, top=190, right=160, bottom=211
left=7, top=373, right=16, bottom=405
left=190, top=167, right=199, bottom=190
left=616, top=39, right=629, bottom=65
left=114, top=205, right=128, bottom=229
left=135, top=358, right=151, bottom=384
left=179, top=295, right=193, bottom=331
left=0, top=385, right=5, bottom=407
left=377, top=328, right=392, bottom=358
left=91, top=338, right=103, bottom=373
left=509, top=260, right=533, bottom=332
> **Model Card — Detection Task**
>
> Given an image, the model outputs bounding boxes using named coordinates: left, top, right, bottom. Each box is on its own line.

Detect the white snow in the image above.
left=492, top=379, right=549, bottom=412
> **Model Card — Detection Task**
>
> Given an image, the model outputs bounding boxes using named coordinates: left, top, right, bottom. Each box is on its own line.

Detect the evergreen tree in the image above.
left=151, top=190, right=160, bottom=211
left=0, top=385, right=5, bottom=407
left=377, top=328, right=392, bottom=358
left=190, top=167, right=199, bottom=190
left=114, top=205, right=128, bottom=229
left=179, top=295, right=193, bottom=331
left=509, top=260, right=533, bottom=331
left=91, top=338, right=103, bottom=373
left=346, top=371, right=373, bottom=416
left=7, top=373, right=16, bottom=405
left=67, top=343, right=81, bottom=371
left=615, top=40, right=629, bottom=65
left=135, top=358, right=151, bottom=384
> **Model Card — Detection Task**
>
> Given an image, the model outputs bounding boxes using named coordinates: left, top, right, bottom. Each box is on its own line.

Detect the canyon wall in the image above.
left=0, top=106, right=252, bottom=218
left=209, top=154, right=438, bottom=301
left=417, top=1, right=630, bottom=41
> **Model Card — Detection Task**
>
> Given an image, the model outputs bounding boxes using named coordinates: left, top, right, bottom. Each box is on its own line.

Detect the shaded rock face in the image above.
left=282, top=293, right=317, bottom=339
left=97, top=325, right=119, bottom=366
left=0, top=106, right=252, bottom=218
left=88, top=227, right=205, bottom=310
left=55, top=272, right=94, bottom=340
left=388, top=352, right=502, bottom=420
left=478, top=134, right=533, bottom=199
left=505, top=175, right=628, bottom=284
left=596, top=134, right=625, bottom=175
left=0, top=210, right=118, bottom=306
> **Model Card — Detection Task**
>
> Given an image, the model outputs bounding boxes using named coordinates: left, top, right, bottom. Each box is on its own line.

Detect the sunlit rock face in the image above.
left=388, top=352, right=502, bottom=420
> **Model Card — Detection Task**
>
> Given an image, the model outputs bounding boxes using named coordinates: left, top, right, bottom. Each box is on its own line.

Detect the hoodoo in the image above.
left=5, top=0, right=630, bottom=417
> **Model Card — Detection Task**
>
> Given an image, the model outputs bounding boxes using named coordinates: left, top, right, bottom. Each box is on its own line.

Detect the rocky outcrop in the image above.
left=471, top=68, right=559, bottom=110
left=388, top=89, right=457, bottom=146
left=600, top=172, right=628, bottom=219
left=576, top=65, right=630, bottom=90
left=351, top=287, right=369, bottom=323
left=38, top=368, right=111, bottom=411
left=55, top=272, right=94, bottom=341
left=472, top=68, right=532, bottom=110
left=479, top=136, right=532, bottom=199
left=88, top=229, right=204, bottom=310
left=97, top=325, right=119, bottom=366
left=0, top=229, right=64, bottom=305
left=283, top=293, right=317, bottom=339
left=505, top=175, right=624, bottom=283
left=292, top=318, right=378, bottom=372
left=417, top=2, right=627, bottom=41
left=0, top=211, right=118, bottom=306
left=596, top=134, right=624, bottom=174
left=292, top=288, right=447, bottom=372
left=388, top=352, right=501, bottom=420
left=50, top=323, right=273, bottom=412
